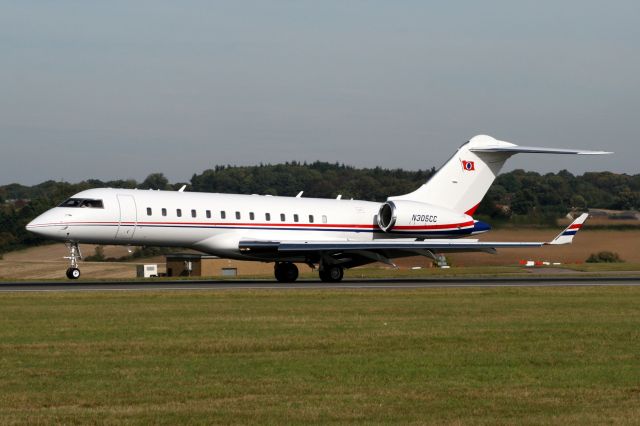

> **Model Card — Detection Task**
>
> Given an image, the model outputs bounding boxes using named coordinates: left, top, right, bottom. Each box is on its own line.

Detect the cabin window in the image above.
left=293, top=214, right=299, bottom=223
left=176, top=209, right=182, bottom=218
left=280, top=213, right=286, bottom=222
left=162, top=208, right=167, bottom=217
left=322, top=215, right=327, bottom=223
left=206, top=210, right=211, bottom=219
left=191, top=209, right=197, bottom=218
left=265, top=213, right=271, bottom=221
left=249, top=212, right=255, bottom=220
left=146, top=207, right=152, bottom=216
left=309, top=215, right=314, bottom=223
left=221, top=211, right=226, bottom=219
left=235, top=211, right=241, bottom=220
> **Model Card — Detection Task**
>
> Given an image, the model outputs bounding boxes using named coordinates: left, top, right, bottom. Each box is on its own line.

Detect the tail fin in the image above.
left=390, top=135, right=611, bottom=215
left=548, top=213, right=589, bottom=245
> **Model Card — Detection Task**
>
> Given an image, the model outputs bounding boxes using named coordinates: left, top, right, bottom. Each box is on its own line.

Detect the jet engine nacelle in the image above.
left=377, top=200, right=473, bottom=233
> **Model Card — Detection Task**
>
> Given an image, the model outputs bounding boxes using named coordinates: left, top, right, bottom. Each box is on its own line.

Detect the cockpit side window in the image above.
left=59, top=198, right=83, bottom=208
left=81, top=199, right=104, bottom=208
left=58, top=198, right=104, bottom=208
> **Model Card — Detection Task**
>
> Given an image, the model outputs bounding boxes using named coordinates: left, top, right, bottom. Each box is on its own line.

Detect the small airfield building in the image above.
left=165, top=253, right=273, bottom=278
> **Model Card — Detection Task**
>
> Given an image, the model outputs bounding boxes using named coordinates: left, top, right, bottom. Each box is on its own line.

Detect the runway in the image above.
left=1, top=276, right=640, bottom=292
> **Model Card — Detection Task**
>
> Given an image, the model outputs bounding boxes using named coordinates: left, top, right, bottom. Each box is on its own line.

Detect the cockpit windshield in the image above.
left=58, top=198, right=104, bottom=208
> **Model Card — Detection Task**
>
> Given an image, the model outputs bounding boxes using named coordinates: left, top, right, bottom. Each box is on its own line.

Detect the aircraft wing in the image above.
left=240, top=239, right=544, bottom=253
left=240, top=214, right=589, bottom=261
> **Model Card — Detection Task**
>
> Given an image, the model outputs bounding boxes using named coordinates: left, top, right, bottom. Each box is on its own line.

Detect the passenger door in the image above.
left=116, top=195, right=137, bottom=240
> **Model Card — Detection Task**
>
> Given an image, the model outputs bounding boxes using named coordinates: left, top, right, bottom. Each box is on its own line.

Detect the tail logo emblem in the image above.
left=462, top=160, right=475, bottom=171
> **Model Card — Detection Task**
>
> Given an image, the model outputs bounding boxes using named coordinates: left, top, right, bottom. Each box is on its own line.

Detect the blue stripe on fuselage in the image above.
left=471, top=220, right=491, bottom=234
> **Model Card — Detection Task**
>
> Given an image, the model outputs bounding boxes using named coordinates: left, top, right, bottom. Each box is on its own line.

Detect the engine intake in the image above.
left=377, top=201, right=397, bottom=232
left=377, top=200, right=473, bottom=234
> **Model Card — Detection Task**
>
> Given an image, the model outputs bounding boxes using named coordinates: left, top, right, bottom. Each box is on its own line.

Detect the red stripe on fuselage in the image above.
left=135, top=221, right=375, bottom=229
left=32, top=219, right=476, bottom=231
left=394, top=220, right=475, bottom=231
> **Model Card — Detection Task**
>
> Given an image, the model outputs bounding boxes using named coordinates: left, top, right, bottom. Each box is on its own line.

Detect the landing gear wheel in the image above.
left=66, top=268, right=81, bottom=280
left=64, top=242, right=83, bottom=280
left=319, top=265, right=344, bottom=282
left=274, top=262, right=299, bottom=283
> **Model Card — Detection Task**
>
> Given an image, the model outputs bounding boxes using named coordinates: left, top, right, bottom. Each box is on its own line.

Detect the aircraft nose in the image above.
left=25, top=211, right=65, bottom=239
left=25, top=216, right=45, bottom=234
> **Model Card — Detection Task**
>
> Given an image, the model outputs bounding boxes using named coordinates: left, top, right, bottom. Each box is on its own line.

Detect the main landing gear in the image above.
left=273, top=262, right=345, bottom=283
left=319, top=265, right=344, bottom=283
left=274, top=262, right=299, bottom=283
left=64, top=242, right=82, bottom=280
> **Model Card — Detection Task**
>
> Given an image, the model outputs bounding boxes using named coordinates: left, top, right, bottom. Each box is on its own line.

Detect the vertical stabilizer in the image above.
left=390, top=135, right=516, bottom=215
left=389, top=135, right=611, bottom=215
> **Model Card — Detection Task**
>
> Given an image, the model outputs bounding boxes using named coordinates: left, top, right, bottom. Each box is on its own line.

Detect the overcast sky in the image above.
left=1, top=1, right=638, bottom=185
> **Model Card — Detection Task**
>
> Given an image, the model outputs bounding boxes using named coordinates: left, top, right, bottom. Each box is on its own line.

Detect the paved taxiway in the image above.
left=1, top=277, right=639, bottom=292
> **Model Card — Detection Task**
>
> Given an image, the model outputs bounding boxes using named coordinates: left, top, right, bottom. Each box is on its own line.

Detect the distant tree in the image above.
left=140, top=173, right=170, bottom=190
left=190, top=162, right=432, bottom=201
left=511, top=188, right=538, bottom=215
left=104, top=179, right=138, bottom=189
left=0, top=232, right=16, bottom=247
left=613, top=190, right=640, bottom=210
left=85, top=246, right=106, bottom=262
left=570, top=195, right=587, bottom=210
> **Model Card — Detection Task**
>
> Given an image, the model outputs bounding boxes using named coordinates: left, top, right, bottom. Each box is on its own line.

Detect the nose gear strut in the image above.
left=64, top=242, right=82, bottom=279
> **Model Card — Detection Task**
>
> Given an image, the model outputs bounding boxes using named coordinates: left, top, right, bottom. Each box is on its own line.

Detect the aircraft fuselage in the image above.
left=27, top=188, right=483, bottom=261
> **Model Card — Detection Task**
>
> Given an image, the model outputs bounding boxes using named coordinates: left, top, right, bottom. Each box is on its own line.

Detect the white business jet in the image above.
left=26, top=135, right=609, bottom=281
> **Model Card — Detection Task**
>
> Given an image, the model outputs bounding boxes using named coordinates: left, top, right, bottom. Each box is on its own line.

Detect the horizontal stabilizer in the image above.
left=548, top=213, right=589, bottom=245
left=469, top=146, right=612, bottom=155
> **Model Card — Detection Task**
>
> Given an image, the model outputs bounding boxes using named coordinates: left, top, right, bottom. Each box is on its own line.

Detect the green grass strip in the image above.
left=0, top=287, right=639, bottom=424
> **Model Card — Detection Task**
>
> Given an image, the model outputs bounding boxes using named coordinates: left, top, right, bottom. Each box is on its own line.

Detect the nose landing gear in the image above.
left=64, top=242, right=82, bottom=280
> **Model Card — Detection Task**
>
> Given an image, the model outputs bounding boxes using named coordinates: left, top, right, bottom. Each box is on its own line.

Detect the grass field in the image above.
left=1, top=287, right=639, bottom=424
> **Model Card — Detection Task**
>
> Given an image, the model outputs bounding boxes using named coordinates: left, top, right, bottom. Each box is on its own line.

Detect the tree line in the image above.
left=0, top=162, right=638, bottom=254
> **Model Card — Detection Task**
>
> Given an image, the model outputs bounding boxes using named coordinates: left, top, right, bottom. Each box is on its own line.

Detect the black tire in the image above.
left=319, top=265, right=344, bottom=282
left=274, top=262, right=298, bottom=283
left=66, top=268, right=81, bottom=280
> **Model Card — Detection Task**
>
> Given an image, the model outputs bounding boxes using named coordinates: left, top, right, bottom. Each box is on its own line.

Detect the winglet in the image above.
left=548, top=213, right=589, bottom=245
